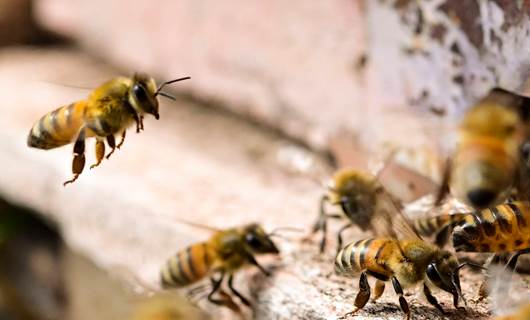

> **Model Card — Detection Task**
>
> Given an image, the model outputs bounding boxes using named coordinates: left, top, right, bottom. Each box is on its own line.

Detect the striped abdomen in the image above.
left=160, top=243, right=215, bottom=288
left=452, top=202, right=530, bottom=252
left=27, top=101, right=86, bottom=149
left=335, top=238, right=396, bottom=278
left=414, top=213, right=467, bottom=237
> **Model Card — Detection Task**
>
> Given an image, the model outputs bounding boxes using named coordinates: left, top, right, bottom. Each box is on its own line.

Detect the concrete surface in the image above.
left=0, top=46, right=521, bottom=319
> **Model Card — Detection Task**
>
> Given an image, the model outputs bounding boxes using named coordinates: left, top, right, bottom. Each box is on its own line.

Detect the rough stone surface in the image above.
left=2, top=46, right=527, bottom=319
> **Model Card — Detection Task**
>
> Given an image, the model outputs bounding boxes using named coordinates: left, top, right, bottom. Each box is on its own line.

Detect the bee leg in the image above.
left=207, top=272, right=227, bottom=305
left=312, top=195, right=330, bottom=253
left=90, top=139, right=105, bottom=169
left=336, top=223, right=353, bottom=254
left=244, top=251, right=271, bottom=276
left=228, top=274, right=251, bottom=307
left=504, top=247, right=530, bottom=272
left=63, top=128, right=86, bottom=186
left=341, top=272, right=371, bottom=318
left=434, top=158, right=451, bottom=206
left=105, top=135, right=116, bottom=159
left=477, top=253, right=508, bottom=300
left=139, top=115, right=144, bottom=131
left=116, top=130, right=126, bottom=149
left=133, top=113, right=142, bottom=133
left=372, top=280, right=385, bottom=302
left=217, top=289, right=244, bottom=316
left=423, top=283, right=446, bottom=314
left=391, top=277, right=410, bottom=320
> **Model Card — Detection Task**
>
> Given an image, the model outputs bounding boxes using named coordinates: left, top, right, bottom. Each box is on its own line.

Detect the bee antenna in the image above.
left=268, top=227, right=304, bottom=238
left=157, top=91, right=177, bottom=101
left=155, top=76, right=191, bottom=96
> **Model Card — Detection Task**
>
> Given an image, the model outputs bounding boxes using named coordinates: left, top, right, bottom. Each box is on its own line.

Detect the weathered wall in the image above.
left=35, top=0, right=365, bottom=151
left=34, top=0, right=530, bottom=179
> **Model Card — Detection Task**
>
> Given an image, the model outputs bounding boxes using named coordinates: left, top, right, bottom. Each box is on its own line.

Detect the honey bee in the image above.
left=160, top=223, right=279, bottom=311
left=333, top=190, right=479, bottom=319
left=312, top=169, right=401, bottom=253
left=27, top=73, right=190, bottom=185
left=495, top=302, right=530, bottom=320
left=131, top=292, right=209, bottom=320
left=437, top=88, right=530, bottom=209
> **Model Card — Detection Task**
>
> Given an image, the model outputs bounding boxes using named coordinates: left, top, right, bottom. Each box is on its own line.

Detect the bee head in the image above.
left=426, top=251, right=461, bottom=299
left=242, top=224, right=280, bottom=255
left=330, top=169, right=377, bottom=230
left=129, top=73, right=160, bottom=119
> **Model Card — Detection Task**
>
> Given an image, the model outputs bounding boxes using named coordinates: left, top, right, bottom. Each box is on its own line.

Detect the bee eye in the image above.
left=426, top=263, right=441, bottom=283
left=133, top=84, right=148, bottom=102
left=245, top=233, right=262, bottom=249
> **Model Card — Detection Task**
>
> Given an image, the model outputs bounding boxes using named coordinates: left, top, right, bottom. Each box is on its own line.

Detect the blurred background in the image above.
left=1, top=0, right=530, bottom=319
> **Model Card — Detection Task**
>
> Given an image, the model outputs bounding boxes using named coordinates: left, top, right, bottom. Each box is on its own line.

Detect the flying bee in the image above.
left=334, top=190, right=482, bottom=319
left=437, top=88, right=530, bottom=209
left=27, top=73, right=190, bottom=185
left=311, top=169, right=402, bottom=253
left=160, top=223, right=280, bottom=311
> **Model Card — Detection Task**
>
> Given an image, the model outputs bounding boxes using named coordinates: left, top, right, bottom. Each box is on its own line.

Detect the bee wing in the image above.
left=370, top=188, right=422, bottom=240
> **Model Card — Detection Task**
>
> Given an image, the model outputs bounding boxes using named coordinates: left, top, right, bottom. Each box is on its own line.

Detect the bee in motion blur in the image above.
left=27, top=73, right=190, bottom=185
left=160, top=223, right=279, bottom=312
left=334, top=193, right=480, bottom=319
left=413, top=211, right=468, bottom=247
left=312, top=168, right=401, bottom=253
left=131, top=292, right=209, bottom=320
left=437, top=88, right=530, bottom=209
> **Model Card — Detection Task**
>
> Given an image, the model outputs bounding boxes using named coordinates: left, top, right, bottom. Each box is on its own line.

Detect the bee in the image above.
left=131, top=292, right=209, bottom=320
left=334, top=190, right=480, bottom=319
left=312, top=169, right=401, bottom=253
left=495, top=302, right=530, bottom=320
left=437, top=88, right=530, bottom=209
left=27, top=73, right=190, bottom=185
left=160, top=223, right=279, bottom=311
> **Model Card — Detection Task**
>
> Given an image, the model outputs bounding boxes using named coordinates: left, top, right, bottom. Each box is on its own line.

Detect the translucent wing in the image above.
left=369, top=186, right=421, bottom=240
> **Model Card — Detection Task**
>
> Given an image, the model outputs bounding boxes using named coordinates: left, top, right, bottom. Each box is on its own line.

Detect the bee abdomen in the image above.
left=335, top=238, right=392, bottom=277
left=453, top=202, right=530, bottom=252
left=413, top=213, right=467, bottom=237
left=160, top=243, right=213, bottom=288
left=27, top=102, right=84, bottom=150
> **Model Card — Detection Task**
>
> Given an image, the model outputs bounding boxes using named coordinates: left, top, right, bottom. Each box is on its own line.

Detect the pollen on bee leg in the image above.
left=64, top=154, right=85, bottom=186
left=90, top=139, right=105, bottom=169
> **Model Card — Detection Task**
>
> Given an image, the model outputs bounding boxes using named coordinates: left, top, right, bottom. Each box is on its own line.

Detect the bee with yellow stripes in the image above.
left=334, top=190, right=481, bottom=319
left=160, top=223, right=279, bottom=310
left=437, top=88, right=530, bottom=209
left=27, top=73, right=190, bottom=185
